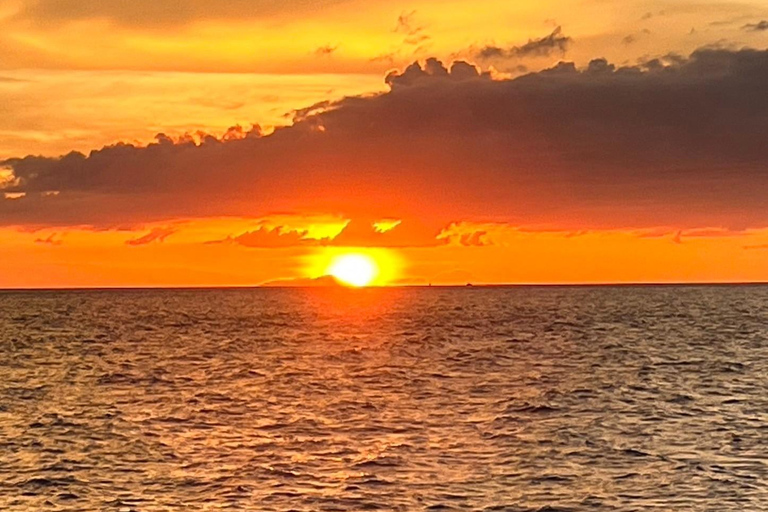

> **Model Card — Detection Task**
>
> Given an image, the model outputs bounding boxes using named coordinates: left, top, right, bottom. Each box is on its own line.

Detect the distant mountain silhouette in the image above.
left=260, top=275, right=343, bottom=288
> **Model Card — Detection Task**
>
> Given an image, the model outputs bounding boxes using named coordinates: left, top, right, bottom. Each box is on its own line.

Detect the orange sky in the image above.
left=1, top=0, right=767, bottom=287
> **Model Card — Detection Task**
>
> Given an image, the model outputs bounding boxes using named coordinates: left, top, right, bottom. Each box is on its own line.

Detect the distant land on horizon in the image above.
left=2, top=281, right=768, bottom=292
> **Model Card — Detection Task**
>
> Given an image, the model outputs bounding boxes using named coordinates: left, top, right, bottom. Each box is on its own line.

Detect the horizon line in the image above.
left=1, top=281, right=767, bottom=292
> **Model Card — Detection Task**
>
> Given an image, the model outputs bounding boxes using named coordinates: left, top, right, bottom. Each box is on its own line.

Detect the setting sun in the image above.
left=327, top=253, right=379, bottom=287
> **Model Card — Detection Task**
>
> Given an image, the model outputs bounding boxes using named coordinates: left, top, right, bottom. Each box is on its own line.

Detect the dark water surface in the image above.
left=1, top=286, right=767, bottom=511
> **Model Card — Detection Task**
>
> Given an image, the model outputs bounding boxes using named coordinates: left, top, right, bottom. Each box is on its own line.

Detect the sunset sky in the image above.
left=1, top=0, right=768, bottom=287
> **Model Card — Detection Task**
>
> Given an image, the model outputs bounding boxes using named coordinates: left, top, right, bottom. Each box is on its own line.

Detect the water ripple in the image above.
left=1, top=285, right=767, bottom=510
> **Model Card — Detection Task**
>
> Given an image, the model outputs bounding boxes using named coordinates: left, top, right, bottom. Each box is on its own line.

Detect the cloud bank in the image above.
left=2, top=47, right=768, bottom=231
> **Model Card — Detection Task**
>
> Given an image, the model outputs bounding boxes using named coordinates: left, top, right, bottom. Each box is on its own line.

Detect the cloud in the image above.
left=0, top=76, right=30, bottom=83
left=641, top=10, right=665, bottom=21
left=622, top=29, right=651, bottom=45
left=2, top=47, right=768, bottom=233
left=12, top=0, right=349, bottom=27
left=635, top=227, right=744, bottom=243
left=126, top=227, right=177, bottom=246
left=743, top=21, right=768, bottom=31
left=476, top=26, right=572, bottom=60
left=329, top=218, right=445, bottom=247
left=394, top=11, right=420, bottom=35
left=314, top=45, right=338, bottom=56
left=373, top=219, right=401, bottom=233
left=458, top=231, right=490, bottom=247
left=385, top=58, right=486, bottom=87
left=215, top=226, right=315, bottom=248
left=391, top=10, right=432, bottom=55
left=34, top=233, right=62, bottom=245
left=394, top=10, right=429, bottom=42
left=214, top=219, right=446, bottom=249
left=437, top=223, right=494, bottom=246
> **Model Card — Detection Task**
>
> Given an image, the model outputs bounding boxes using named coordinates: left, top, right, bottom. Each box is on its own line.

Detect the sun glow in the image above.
left=327, top=253, right=379, bottom=287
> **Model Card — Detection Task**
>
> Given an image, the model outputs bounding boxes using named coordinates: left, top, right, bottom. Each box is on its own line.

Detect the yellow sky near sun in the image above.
left=1, top=219, right=767, bottom=287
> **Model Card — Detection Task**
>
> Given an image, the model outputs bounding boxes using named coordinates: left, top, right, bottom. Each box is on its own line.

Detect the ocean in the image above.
left=1, top=285, right=766, bottom=511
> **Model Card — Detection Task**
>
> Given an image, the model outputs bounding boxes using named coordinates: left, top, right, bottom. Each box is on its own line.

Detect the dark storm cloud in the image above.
left=384, top=58, right=486, bottom=87
left=476, top=27, right=572, bottom=60
left=2, top=47, right=768, bottom=230
left=13, top=0, right=347, bottom=26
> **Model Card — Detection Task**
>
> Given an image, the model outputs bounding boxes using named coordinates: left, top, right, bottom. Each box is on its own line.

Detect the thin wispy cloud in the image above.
left=476, top=26, right=572, bottom=60
left=126, top=227, right=177, bottom=246
left=743, top=20, right=768, bottom=31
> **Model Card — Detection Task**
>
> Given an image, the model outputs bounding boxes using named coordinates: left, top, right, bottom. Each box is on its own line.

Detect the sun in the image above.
left=306, top=248, right=400, bottom=287
left=327, top=253, right=379, bottom=287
